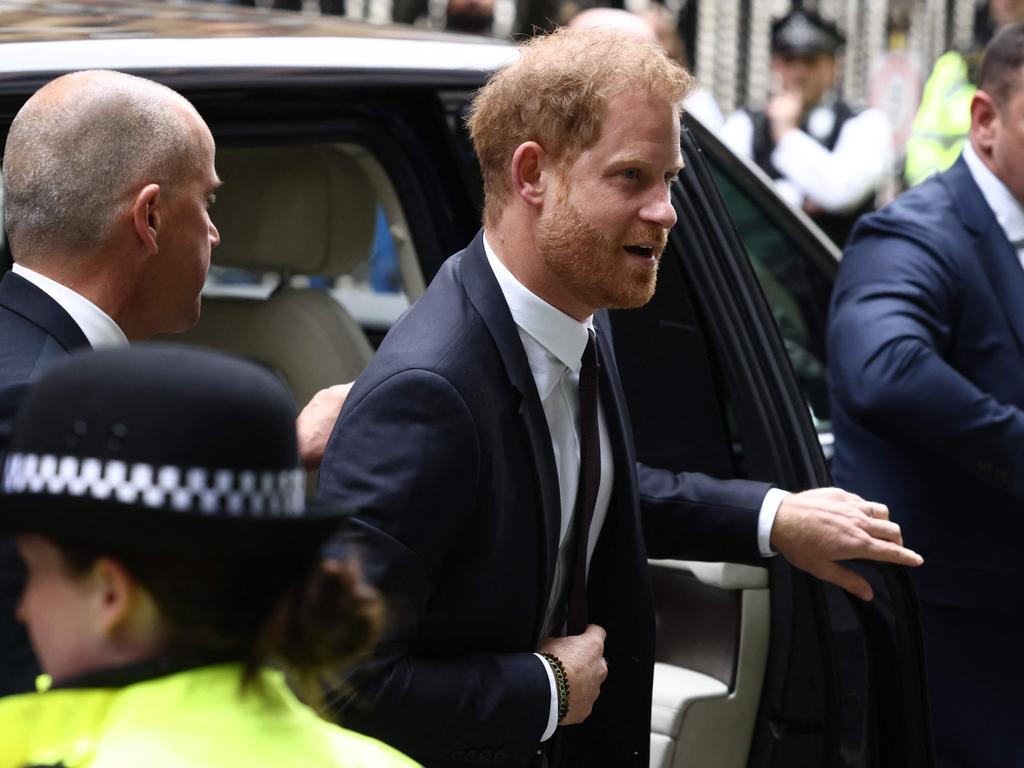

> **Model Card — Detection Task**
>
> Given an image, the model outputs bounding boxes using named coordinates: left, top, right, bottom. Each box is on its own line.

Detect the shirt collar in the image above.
left=482, top=233, right=593, bottom=376
left=12, top=263, right=128, bottom=349
left=963, top=141, right=1024, bottom=247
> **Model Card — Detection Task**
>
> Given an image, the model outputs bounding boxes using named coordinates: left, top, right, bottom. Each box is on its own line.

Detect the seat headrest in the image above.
left=210, top=145, right=377, bottom=277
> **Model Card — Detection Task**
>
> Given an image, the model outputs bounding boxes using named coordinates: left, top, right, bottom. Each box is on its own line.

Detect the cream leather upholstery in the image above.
left=648, top=561, right=770, bottom=768
left=170, top=144, right=378, bottom=407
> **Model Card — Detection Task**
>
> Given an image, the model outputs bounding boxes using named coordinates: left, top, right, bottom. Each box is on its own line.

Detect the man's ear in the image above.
left=130, top=184, right=162, bottom=255
left=510, top=141, right=551, bottom=208
left=970, top=90, right=1000, bottom=157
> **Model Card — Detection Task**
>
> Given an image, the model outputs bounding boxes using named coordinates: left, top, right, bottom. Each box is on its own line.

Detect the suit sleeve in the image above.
left=637, top=464, right=770, bottom=565
left=317, top=368, right=550, bottom=765
left=829, top=232, right=1024, bottom=500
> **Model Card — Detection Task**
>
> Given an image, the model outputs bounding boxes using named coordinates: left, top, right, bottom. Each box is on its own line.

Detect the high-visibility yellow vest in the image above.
left=904, top=50, right=977, bottom=186
left=0, top=663, right=419, bottom=767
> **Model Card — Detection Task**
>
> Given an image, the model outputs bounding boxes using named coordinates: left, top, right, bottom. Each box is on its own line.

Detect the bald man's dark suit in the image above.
left=0, top=269, right=90, bottom=695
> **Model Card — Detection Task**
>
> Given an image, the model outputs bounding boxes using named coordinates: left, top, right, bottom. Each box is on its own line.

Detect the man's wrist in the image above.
left=539, top=652, right=570, bottom=722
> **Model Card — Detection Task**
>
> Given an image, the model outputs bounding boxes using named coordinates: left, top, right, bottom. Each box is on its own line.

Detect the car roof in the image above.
left=0, top=0, right=517, bottom=79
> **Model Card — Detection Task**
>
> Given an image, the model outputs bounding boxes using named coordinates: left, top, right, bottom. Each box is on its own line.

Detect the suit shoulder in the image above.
left=362, top=254, right=495, bottom=383
left=847, top=174, right=964, bottom=261
left=0, top=304, right=60, bottom=388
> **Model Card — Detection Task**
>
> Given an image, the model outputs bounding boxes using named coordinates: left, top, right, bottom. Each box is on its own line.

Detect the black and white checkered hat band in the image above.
left=3, top=452, right=306, bottom=517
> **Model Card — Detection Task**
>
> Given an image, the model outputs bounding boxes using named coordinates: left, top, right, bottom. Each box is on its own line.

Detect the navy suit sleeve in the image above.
left=318, top=368, right=550, bottom=765
left=637, top=464, right=769, bottom=565
left=829, top=232, right=1024, bottom=500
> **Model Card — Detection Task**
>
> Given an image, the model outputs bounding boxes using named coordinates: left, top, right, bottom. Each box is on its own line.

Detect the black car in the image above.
left=0, top=2, right=932, bottom=765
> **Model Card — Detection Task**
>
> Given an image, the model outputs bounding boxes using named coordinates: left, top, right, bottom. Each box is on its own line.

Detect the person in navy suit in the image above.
left=829, top=24, right=1024, bottom=767
left=0, top=69, right=222, bottom=695
left=319, top=28, right=922, bottom=768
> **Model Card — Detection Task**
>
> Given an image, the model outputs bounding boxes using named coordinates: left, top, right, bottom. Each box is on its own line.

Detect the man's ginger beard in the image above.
left=536, top=184, right=668, bottom=312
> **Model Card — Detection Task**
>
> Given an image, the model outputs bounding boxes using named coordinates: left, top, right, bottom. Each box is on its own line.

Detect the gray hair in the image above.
left=3, top=70, right=200, bottom=257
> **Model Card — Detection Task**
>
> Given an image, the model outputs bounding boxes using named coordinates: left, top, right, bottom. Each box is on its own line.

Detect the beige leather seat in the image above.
left=171, top=144, right=377, bottom=408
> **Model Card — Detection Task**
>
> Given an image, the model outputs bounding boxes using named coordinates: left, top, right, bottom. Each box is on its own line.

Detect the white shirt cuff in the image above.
left=534, top=653, right=559, bottom=741
left=758, top=487, right=790, bottom=557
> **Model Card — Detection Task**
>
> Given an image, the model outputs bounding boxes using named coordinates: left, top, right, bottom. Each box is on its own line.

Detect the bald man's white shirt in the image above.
left=12, top=263, right=127, bottom=349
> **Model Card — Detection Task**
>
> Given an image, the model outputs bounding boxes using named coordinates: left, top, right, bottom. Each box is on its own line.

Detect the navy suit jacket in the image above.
left=829, top=157, right=1024, bottom=607
left=0, top=270, right=90, bottom=695
left=319, top=232, right=770, bottom=767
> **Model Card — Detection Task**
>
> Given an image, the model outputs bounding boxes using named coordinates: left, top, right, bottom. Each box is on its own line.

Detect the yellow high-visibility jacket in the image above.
left=0, top=662, right=419, bottom=767
left=904, top=50, right=978, bottom=186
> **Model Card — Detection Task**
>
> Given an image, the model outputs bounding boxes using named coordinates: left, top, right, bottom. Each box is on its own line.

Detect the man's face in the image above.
left=772, top=52, right=836, bottom=108
left=150, top=109, right=221, bottom=336
left=16, top=534, right=102, bottom=682
left=536, top=91, right=682, bottom=318
left=986, top=77, right=1024, bottom=206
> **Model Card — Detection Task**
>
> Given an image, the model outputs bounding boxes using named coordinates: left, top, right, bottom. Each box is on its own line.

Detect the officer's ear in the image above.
left=93, top=557, right=162, bottom=648
left=970, top=90, right=1001, bottom=158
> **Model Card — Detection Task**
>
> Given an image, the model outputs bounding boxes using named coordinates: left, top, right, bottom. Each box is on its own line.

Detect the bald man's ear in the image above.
left=510, top=141, right=551, bottom=208
left=130, top=184, right=161, bottom=255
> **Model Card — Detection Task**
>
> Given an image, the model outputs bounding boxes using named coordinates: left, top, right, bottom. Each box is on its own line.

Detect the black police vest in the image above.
left=751, top=101, right=874, bottom=247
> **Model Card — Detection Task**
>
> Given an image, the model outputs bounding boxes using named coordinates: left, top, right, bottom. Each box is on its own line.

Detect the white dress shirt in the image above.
left=12, top=263, right=128, bottom=349
left=483, top=237, right=783, bottom=741
left=962, top=141, right=1024, bottom=269
left=720, top=102, right=893, bottom=213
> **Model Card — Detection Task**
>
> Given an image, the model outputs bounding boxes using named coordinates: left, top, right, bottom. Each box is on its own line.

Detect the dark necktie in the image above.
left=566, top=329, right=601, bottom=636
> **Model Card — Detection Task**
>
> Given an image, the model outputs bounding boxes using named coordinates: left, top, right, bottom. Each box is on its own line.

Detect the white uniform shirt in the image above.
left=720, top=102, right=893, bottom=214
left=962, top=141, right=1024, bottom=269
left=12, top=263, right=127, bottom=349
left=482, top=236, right=784, bottom=741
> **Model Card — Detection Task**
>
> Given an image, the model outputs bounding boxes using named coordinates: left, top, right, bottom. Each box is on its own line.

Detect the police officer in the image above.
left=722, top=8, right=893, bottom=246
left=0, top=345, right=418, bottom=768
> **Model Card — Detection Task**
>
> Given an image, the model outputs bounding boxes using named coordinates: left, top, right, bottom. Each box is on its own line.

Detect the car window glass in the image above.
left=704, top=161, right=833, bottom=451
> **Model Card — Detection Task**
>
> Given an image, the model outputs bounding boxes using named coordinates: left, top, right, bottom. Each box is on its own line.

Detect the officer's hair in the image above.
left=467, top=26, right=693, bottom=229
left=979, top=22, right=1024, bottom=109
left=3, top=70, right=201, bottom=260
left=56, top=541, right=381, bottom=704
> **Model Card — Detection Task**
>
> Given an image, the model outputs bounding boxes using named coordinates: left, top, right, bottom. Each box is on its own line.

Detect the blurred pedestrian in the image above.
left=0, top=344, right=417, bottom=767
left=721, top=8, right=892, bottom=247
left=904, top=0, right=1024, bottom=187
left=829, top=23, right=1024, bottom=766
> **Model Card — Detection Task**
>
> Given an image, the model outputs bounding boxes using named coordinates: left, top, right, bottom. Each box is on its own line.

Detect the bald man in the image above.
left=0, top=69, right=222, bottom=694
left=567, top=7, right=724, bottom=129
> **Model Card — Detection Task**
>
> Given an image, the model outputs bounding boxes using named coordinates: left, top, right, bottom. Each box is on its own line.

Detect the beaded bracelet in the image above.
left=540, top=652, right=570, bottom=721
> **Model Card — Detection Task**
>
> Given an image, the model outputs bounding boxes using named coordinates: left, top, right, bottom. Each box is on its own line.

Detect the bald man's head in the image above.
left=3, top=70, right=204, bottom=260
left=568, top=8, right=658, bottom=43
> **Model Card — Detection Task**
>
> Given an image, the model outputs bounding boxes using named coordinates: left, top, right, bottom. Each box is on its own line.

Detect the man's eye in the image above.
left=206, top=193, right=217, bottom=209
left=622, top=168, right=640, bottom=180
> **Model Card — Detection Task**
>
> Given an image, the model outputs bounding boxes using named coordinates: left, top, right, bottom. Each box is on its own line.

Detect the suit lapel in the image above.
left=593, top=312, right=637, bottom=505
left=0, top=271, right=90, bottom=352
left=946, top=158, right=1024, bottom=352
left=459, top=231, right=562, bottom=634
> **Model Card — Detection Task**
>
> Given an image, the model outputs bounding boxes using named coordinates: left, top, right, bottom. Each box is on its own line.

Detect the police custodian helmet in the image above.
left=771, top=8, right=845, bottom=57
left=0, top=344, right=351, bottom=554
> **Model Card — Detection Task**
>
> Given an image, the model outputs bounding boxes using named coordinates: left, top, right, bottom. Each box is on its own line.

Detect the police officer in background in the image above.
left=722, top=8, right=893, bottom=247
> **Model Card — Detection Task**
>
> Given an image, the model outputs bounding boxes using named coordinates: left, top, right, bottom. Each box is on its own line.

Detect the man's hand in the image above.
left=766, top=86, right=803, bottom=143
left=770, top=487, right=923, bottom=602
left=296, top=383, right=353, bottom=470
left=538, top=624, right=608, bottom=725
